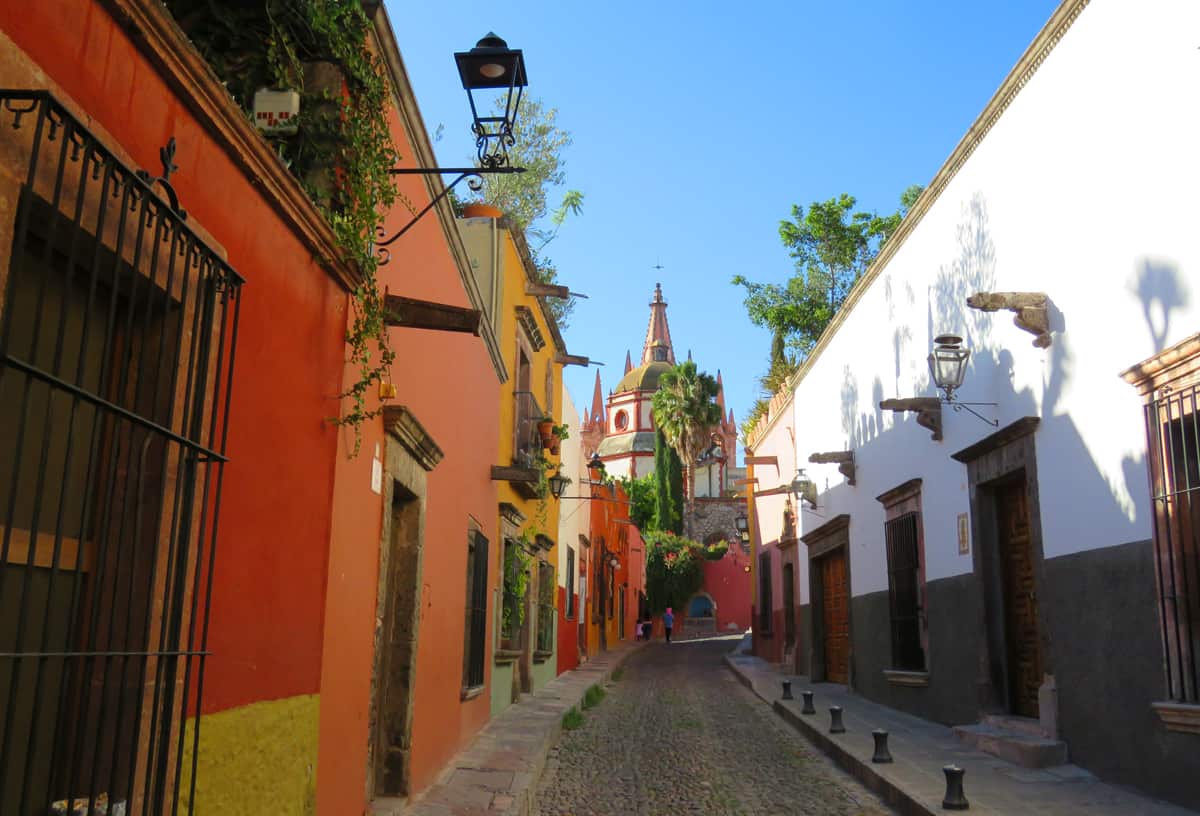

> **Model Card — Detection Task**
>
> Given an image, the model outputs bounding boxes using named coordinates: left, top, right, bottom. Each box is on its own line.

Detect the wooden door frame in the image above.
left=367, top=407, right=443, bottom=801
left=952, top=417, right=1051, bottom=720
left=801, top=514, right=852, bottom=685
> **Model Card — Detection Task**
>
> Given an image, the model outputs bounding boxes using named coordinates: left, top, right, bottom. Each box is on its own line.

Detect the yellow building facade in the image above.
left=459, top=207, right=567, bottom=714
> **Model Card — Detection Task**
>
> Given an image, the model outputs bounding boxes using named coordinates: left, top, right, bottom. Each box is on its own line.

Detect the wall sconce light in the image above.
left=610, top=557, right=620, bottom=569
left=547, top=469, right=571, bottom=499
left=735, top=513, right=750, bottom=543
left=790, top=469, right=818, bottom=509
left=927, top=334, right=998, bottom=427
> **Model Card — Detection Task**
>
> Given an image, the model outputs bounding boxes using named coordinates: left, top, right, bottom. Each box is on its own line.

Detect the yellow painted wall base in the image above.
left=179, top=694, right=319, bottom=816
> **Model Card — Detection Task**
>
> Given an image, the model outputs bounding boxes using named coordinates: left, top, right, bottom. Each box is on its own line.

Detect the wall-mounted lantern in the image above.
left=790, top=469, right=818, bottom=509
left=547, top=469, right=571, bottom=499
left=927, top=333, right=998, bottom=428
left=735, top=513, right=750, bottom=543
left=454, top=32, right=528, bottom=169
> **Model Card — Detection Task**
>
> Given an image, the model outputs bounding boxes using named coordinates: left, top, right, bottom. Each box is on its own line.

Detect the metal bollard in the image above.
left=801, top=690, right=816, bottom=715
left=829, top=705, right=846, bottom=733
left=781, top=680, right=794, bottom=700
left=942, top=765, right=968, bottom=810
left=871, top=729, right=893, bottom=763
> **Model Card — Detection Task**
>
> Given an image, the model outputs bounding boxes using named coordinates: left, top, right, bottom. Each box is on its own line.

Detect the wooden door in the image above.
left=997, top=479, right=1042, bottom=718
left=820, top=550, right=850, bottom=683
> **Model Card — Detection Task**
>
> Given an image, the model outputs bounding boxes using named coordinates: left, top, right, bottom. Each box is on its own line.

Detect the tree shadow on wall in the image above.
left=1131, top=258, right=1190, bottom=354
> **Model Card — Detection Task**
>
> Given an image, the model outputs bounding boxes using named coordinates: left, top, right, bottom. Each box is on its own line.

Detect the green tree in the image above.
left=733, top=185, right=922, bottom=440
left=732, top=186, right=922, bottom=361
left=622, top=473, right=657, bottom=531
left=651, top=361, right=723, bottom=519
left=652, top=429, right=684, bottom=534
left=643, top=531, right=729, bottom=615
left=475, top=97, right=584, bottom=329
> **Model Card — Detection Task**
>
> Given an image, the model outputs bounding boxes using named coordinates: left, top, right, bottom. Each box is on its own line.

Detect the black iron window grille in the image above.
left=564, top=546, right=574, bottom=620
left=0, top=90, right=242, bottom=816
left=758, top=552, right=772, bottom=634
left=885, top=513, right=926, bottom=672
left=782, top=562, right=796, bottom=649
left=536, top=562, right=554, bottom=654
left=462, top=530, right=489, bottom=690
left=1145, top=382, right=1200, bottom=703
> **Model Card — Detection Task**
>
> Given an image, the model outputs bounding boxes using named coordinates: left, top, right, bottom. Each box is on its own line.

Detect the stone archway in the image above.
left=685, top=591, right=718, bottom=636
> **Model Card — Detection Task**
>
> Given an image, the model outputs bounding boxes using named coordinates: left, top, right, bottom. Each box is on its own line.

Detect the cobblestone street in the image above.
left=535, top=637, right=892, bottom=816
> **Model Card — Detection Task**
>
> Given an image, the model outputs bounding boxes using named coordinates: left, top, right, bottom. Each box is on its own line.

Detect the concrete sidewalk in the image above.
left=725, top=646, right=1195, bottom=815
left=382, top=641, right=644, bottom=816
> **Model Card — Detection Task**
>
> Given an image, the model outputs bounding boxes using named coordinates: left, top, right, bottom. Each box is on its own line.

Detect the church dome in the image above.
left=615, top=360, right=672, bottom=393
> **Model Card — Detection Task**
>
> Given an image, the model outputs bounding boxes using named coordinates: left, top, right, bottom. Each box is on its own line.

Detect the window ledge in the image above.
left=884, top=669, right=930, bottom=687
left=1152, top=701, right=1200, bottom=734
left=533, top=650, right=553, bottom=664
left=494, top=648, right=522, bottom=666
left=460, top=685, right=485, bottom=701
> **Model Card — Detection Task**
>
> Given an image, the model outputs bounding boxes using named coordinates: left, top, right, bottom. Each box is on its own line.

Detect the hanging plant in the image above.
left=166, top=0, right=409, bottom=454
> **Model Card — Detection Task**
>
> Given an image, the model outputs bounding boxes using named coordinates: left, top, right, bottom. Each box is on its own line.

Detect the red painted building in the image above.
left=0, top=3, right=505, bottom=814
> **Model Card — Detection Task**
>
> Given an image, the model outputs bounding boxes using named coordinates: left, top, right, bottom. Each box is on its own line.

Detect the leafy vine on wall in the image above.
left=167, top=0, right=405, bottom=453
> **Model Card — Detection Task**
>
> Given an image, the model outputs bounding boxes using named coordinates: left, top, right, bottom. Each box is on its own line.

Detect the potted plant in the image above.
left=536, top=417, right=555, bottom=447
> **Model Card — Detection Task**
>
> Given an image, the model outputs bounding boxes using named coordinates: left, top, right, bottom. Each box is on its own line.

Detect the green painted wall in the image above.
left=491, top=661, right=514, bottom=715
left=179, top=694, right=319, bottom=816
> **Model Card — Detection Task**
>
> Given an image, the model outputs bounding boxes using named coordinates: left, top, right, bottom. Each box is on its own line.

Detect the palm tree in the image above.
left=651, top=361, right=723, bottom=522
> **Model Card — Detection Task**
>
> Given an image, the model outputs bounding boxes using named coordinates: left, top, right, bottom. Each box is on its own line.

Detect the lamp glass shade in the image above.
left=928, top=334, right=970, bottom=394
left=454, top=33, right=527, bottom=90
left=735, top=515, right=749, bottom=534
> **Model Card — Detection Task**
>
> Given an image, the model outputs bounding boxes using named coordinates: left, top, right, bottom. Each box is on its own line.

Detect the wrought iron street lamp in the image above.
left=547, top=469, right=570, bottom=499
left=928, top=334, right=970, bottom=401
left=927, top=333, right=998, bottom=427
left=455, top=32, right=527, bottom=169
left=376, top=32, right=529, bottom=262
left=790, top=469, right=817, bottom=509
left=735, top=513, right=750, bottom=543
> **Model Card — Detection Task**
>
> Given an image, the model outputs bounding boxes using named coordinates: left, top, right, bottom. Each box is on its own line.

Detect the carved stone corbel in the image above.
left=879, top=397, right=942, bottom=441
left=966, top=291, right=1052, bottom=348
left=808, top=451, right=856, bottom=486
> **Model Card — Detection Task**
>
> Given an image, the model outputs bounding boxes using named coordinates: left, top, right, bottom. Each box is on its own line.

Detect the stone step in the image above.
left=953, top=722, right=1069, bottom=768
left=982, top=714, right=1049, bottom=738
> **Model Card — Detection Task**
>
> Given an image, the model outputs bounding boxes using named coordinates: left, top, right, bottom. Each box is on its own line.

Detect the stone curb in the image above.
left=396, top=642, right=646, bottom=816
left=724, top=653, right=935, bottom=816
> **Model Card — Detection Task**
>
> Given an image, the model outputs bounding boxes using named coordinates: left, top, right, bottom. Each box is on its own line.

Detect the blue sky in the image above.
left=387, top=1, right=1061, bottom=457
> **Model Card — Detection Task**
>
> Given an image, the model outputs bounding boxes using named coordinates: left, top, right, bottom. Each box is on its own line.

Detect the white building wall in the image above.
left=557, top=388, right=589, bottom=590
left=788, top=0, right=1199, bottom=595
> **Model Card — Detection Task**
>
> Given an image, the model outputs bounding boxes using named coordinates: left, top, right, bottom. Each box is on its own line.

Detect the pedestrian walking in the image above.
left=663, top=607, right=674, bottom=643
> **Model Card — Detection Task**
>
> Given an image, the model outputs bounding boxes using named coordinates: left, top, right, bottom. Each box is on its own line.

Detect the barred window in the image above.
left=462, top=530, right=489, bottom=689
left=758, top=552, right=773, bottom=633
left=536, top=561, right=555, bottom=654
left=885, top=513, right=926, bottom=671
left=1125, top=337, right=1200, bottom=706
left=565, top=546, right=575, bottom=620
left=500, top=537, right=525, bottom=648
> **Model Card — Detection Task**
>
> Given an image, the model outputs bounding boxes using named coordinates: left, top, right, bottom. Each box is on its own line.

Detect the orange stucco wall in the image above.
left=316, top=78, right=501, bottom=811
left=0, top=1, right=346, bottom=719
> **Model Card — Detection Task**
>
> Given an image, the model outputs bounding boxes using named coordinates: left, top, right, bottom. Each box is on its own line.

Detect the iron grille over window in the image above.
left=536, top=562, right=554, bottom=653
left=782, top=562, right=796, bottom=648
left=885, top=513, right=926, bottom=671
left=500, top=538, right=524, bottom=648
left=565, top=547, right=575, bottom=620
left=1145, top=382, right=1200, bottom=703
left=462, top=531, right=489, bottom=689
left=758, top=552, right=772, bottom=633
left=0, top=91, right=242, bottom=816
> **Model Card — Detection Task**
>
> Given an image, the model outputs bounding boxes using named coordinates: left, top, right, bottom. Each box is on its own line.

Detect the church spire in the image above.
left=624, top=351, right=633, bottom=374
left=641, top=282, right=676, bottom=366
left=716, top=370, right=726, bottom=411
left=590, top=370, right=605, bottom=427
